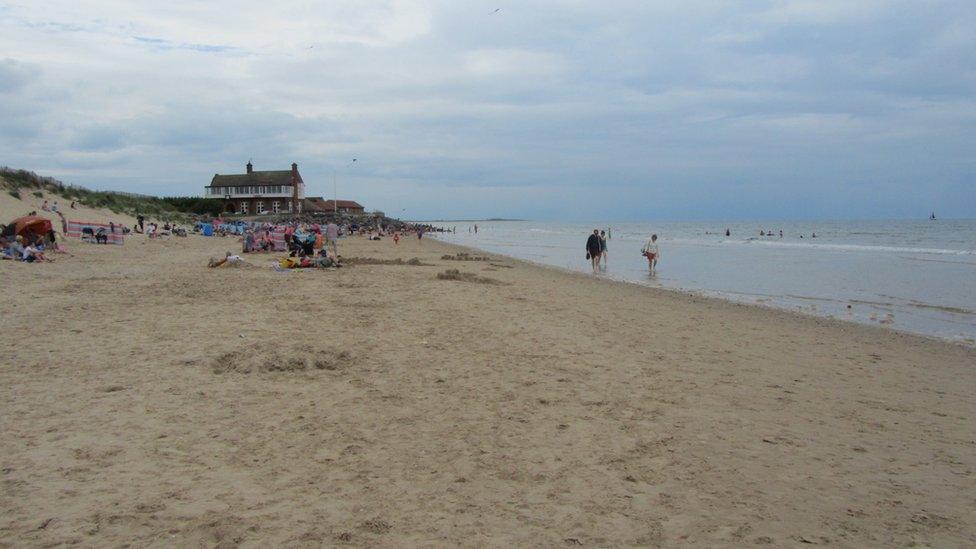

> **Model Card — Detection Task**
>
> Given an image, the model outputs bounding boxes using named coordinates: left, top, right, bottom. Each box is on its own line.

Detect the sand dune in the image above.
left=1, top=192, right=974, bottom=546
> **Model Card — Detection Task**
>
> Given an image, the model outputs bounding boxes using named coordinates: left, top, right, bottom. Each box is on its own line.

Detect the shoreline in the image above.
left=431, top=236, right=976, bottom=350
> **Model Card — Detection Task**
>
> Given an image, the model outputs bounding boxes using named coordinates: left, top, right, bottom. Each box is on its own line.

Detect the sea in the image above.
left=429, top=219, right=976, bottom=345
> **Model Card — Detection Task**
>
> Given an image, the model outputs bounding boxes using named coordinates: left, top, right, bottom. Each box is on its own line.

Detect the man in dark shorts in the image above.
left=585, top=229, right=602, bottom=273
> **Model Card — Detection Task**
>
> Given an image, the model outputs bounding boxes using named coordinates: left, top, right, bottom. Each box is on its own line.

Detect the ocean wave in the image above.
left=739, top=239, right=975, bottom=256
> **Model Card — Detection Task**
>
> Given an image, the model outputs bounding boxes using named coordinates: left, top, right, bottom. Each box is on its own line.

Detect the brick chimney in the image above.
left=246, top=161, right=253, bottom=174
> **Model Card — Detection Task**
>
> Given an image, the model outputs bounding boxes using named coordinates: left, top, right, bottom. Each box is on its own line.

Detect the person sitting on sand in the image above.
left=0, top=236, right=15, bottom=260
left=641, top=234, right=660, bottom=272
left=24, top=242, right=51, bottom=262
left=208, top=251, right=245, bottom=268
left=41, top=200, right=50, bottom=211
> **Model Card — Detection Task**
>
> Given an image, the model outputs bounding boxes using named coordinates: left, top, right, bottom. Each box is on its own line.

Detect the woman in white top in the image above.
left=641, top=234, right=659, bottom=272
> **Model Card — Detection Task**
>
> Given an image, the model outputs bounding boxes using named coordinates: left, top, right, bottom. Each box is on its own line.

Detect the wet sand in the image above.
left=1, top=195, right=975, bottom=546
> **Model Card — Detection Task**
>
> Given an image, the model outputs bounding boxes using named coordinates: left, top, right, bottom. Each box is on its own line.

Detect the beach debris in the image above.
left=436, top=269, right=505, bottom=285
left=101, top=385, right=126, bottom=393
left=441, top=252, right=490, bottom=261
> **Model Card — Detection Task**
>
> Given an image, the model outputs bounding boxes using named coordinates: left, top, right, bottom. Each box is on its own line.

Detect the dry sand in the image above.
left=1, top=194, right=974, bottom=546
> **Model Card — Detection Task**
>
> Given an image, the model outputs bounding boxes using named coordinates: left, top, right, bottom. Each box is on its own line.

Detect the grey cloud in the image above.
left=1, top=1, right=974, bottom=219
left=0, top=58, right=39, bottom=93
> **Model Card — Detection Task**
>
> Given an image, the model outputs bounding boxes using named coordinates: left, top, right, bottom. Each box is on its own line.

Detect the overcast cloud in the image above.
left=1, top=0, right=974, bottom=220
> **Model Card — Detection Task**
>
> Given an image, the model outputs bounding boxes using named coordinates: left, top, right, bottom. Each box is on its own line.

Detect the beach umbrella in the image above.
left=2, top=215, right=53, bottom=239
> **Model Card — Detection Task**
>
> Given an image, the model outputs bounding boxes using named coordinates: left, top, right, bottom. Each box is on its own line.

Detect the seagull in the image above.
left=492, top=8, right=501, bottom=14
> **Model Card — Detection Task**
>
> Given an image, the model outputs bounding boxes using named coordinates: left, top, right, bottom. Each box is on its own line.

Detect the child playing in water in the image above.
left=641, top=234, right=659, bottom=272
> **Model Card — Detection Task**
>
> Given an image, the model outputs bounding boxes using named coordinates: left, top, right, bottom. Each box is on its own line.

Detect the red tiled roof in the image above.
left=308, top=199, right=364, bottom=210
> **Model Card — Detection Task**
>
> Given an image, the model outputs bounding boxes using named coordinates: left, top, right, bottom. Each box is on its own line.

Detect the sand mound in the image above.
left=343, top=257, right=431, bottom=266
left=209, top=344, right=354, bottom=375
left=436, top=269, right=505, bottom=285
left=441, top=252, right=490, bottom=261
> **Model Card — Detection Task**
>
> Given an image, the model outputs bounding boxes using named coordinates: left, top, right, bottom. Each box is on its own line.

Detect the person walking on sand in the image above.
left=586, top=229, right=602, bottom=273
left=325, top=221, right=340, bottom=258
left=641, top=234, right=660, bottom=272
left=599, top=230, right=608, bottom=268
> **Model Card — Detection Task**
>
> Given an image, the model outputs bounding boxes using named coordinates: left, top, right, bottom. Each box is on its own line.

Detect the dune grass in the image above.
left=1, top=167, right=223, bottom=221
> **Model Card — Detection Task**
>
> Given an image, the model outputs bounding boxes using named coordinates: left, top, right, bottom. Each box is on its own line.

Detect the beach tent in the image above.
left=2, top=215, right=53, bottom=239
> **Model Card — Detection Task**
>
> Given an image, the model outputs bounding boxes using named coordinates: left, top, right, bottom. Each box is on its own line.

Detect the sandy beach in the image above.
left=2, top=196, right=975, bottom=546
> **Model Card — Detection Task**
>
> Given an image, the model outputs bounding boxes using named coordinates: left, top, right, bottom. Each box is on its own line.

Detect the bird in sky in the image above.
left=492, top=8, right=501, bottom=14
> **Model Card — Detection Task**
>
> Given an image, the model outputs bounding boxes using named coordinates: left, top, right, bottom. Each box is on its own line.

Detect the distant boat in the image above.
left=930, top=212, right=936, bottom=220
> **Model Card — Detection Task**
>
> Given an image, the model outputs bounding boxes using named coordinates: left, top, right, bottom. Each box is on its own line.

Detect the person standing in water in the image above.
left=585, top=229, right=602, bottom=273
left=599, top=230, right=608, bottom=269
left=641, top=234, right=660, bottom=272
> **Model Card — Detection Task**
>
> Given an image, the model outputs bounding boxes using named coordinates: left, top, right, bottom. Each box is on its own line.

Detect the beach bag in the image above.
left=278, top=257, right=298, bottom=269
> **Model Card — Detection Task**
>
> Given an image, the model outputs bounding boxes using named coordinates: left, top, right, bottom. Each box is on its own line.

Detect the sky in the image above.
left=1, top=1, right=974, bottom=221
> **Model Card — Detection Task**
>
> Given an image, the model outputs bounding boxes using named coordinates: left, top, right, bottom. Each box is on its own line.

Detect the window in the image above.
left=256, top=201, right=264, bottom=214
left=297, top=201, right=302, bottom=213
left=272, top=200, right=280, bottom=213
left=288, top=200, right=293, bottom=212
left=240, top=201, right=248, bottom=214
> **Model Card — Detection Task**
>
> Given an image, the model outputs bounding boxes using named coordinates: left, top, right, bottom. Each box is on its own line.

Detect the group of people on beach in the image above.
left=207, top=217, right=434, bottom=270
left=585, top=229, right=610, bottom=272
left=1, top=232, right=60, bottom=262
left=585, top=229, right=659, bottom=274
